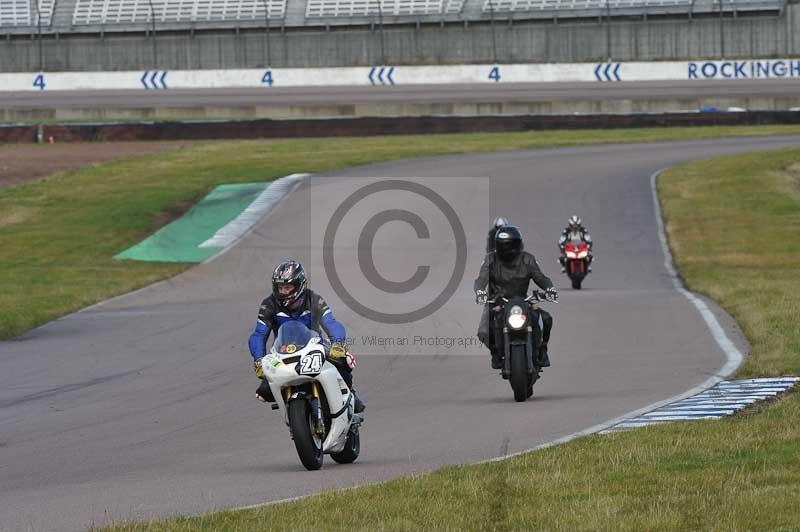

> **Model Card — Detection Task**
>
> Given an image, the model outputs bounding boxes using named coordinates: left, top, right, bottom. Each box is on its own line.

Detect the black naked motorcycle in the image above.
left=489, top=290, right=557, bottom=402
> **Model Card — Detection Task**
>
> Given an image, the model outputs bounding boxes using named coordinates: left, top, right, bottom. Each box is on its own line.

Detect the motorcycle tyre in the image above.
left=509, top=344, right=529, bottom=402
left=571, top=277, right=582, bottom=290
left=289, top=399, right=324, bottom=471
left=330, top=425, right=360, bottom=464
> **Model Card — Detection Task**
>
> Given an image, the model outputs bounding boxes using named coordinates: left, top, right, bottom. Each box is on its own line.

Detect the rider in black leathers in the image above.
left=474, top=225, right=557, bottom=370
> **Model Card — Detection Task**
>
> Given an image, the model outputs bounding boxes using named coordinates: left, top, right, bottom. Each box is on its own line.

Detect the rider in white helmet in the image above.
left=558, top=215, right=593, bottom=272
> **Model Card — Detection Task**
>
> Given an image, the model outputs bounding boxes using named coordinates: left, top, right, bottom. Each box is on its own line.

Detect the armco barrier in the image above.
left=6, top=59, right=800, bottom=92
left=3, top=111, right=800, bottom=143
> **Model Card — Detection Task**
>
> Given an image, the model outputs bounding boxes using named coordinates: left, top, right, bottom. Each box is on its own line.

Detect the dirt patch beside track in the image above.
left=0, top=141, right=198, bottom=190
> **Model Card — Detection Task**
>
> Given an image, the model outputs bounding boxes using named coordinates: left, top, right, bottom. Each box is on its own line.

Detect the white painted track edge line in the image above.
left=650, top=168, right=746, bottom=382
left=202, top=173, right=312, bottom=265
left=199, top=176, right=305, bottom=248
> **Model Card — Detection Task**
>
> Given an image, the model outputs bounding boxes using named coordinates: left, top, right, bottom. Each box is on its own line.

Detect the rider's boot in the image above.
left=537, top=343, right=551, bottom=368
left=491, top=349, right=504, bottom=370
left=352, top=390, right=366, bottom=414
left=256, top=379, right=275, bottom=402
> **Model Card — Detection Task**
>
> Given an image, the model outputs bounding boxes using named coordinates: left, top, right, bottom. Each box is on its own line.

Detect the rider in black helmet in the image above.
left=474, top=225, right=557, bottom=370
left=486, top=216, right=511, bottom=253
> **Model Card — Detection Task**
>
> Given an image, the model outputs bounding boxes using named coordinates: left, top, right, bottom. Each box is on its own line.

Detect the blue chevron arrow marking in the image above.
left=369, top=66, right=396, bottom=86
left=594, top=63, right=622, bottom=82
left=141, top=70, right=168, bottom=89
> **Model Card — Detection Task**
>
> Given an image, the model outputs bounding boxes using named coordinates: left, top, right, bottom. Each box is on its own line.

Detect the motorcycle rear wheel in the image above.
left=330, top=425, right=360, bottom=464
left=289, top=399, right=324, bottom=471
left=509, top=345, right=529, bottom=402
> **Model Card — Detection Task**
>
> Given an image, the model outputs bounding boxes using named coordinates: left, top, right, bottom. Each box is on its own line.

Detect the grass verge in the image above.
left=94, top=138, right=800, bottom=531
left=3, top=124, right=800, bottom=339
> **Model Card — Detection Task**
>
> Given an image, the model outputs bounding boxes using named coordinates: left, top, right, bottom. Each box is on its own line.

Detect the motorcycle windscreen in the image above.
left=274, top=320, right=315, bottom=354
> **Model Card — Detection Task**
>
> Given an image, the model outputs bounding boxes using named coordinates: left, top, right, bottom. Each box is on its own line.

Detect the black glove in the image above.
left=545, top=287, right=558, bottom=302
left=475, top=289, right=488, bottom=305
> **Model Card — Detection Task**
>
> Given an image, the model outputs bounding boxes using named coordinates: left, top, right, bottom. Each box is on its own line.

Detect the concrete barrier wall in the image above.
left=1, top=8, right=798, bottom=72
left=5, top=59, right=800, bottom=92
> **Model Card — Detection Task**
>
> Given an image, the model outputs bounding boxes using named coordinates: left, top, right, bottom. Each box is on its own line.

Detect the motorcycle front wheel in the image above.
left=289, top=399, right=324, bottom=470
left=509, top=344, right=529, bottom=402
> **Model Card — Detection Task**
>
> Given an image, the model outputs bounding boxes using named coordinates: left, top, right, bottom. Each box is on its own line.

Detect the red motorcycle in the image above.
left=563, top=239, right=591, bottom=289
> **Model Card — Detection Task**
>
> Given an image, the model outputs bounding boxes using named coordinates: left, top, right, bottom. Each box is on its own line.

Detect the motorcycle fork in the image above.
left=310, top=382, right=326, bottom=437
left=527, top=306, right=542, bottom=371
left=502, top=326, right=510, bottom=378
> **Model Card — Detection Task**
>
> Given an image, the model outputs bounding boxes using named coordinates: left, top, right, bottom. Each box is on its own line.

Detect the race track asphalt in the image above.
left=1, top=136, right=797, bottom=531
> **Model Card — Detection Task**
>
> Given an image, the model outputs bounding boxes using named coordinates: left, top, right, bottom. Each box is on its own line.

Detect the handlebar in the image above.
left=486, top=290, right=558, bottom=306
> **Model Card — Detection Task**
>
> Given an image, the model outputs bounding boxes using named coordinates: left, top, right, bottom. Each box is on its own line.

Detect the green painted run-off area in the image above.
left=116, top=183, right=267, bottom=263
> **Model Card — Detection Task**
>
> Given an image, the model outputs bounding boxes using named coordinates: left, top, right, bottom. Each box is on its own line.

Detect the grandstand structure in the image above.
left=0, top=0, right=791, bottom=72
left=0, top=0, right=54, bottom=28
left=0, top=0, right=786, bottom=33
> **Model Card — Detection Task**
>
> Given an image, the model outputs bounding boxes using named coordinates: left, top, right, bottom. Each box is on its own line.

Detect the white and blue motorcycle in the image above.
left=260, top=321, right=362, bottom=470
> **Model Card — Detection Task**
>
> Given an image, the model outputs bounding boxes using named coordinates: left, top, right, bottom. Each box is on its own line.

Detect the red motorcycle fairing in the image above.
left=564, top=240, right=590, bottom=273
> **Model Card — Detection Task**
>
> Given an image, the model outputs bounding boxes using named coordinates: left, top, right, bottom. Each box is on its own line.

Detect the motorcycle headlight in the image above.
left=577, top=251, right=588, bottom=258
left=507, top=305, right=527, bottom=330
left=566, top=251, right=576, bottom=258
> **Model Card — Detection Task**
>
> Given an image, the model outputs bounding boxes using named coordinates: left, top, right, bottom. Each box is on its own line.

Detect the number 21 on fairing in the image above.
left=299, top=352, right=323, bottom=374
